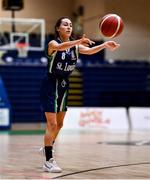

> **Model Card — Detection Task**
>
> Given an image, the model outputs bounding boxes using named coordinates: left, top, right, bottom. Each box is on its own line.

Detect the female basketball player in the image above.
left=40, top=16, right=120, bottom=173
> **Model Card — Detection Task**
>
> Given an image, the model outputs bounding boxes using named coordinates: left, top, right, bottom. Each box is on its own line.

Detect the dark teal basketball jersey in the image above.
left=45, top=38, right=79, bottom=78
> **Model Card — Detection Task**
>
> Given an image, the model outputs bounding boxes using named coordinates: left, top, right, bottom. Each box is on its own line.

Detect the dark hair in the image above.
left=54, top=16, right=74, bottom=39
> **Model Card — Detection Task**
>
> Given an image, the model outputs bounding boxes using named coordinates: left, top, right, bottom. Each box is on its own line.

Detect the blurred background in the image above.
left=0, top=0, right=150, bottom=131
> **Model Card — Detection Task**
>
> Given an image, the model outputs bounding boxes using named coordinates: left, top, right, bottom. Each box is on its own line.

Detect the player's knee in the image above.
left=47, top=121, right=57, bottom=131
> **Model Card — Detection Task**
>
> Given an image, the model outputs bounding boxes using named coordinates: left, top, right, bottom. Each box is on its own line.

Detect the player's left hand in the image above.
left=104, top=41, right=120, bottom=51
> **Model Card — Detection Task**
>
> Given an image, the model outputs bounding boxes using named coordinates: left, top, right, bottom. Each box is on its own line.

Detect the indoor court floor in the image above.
left=0, top=126, right=150, bottom=179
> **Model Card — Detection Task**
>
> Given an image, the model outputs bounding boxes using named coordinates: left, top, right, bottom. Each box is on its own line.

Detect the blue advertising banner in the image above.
left=0, top=77, right=11, bottom=130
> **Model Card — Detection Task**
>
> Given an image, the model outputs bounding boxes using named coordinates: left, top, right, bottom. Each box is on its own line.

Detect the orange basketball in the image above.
left=99, top=14, right=124, bottom=38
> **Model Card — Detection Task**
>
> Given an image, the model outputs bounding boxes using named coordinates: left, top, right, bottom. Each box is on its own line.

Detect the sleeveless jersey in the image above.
left=45, top=38, right=79, bottom=78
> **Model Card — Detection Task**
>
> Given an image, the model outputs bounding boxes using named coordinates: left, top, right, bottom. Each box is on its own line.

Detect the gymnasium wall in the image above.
left=74, top=0, right=105, bottom=40
left=105, top=0, right=150, bottom=61
left=0, top=0, right=150, bottom=60
left=75, top=0, right=150, bottom=61
left=0, top=0, right=74, bottom=33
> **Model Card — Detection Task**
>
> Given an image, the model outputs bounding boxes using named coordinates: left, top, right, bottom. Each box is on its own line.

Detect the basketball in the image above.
left=99, top=14, right=124, bottom=38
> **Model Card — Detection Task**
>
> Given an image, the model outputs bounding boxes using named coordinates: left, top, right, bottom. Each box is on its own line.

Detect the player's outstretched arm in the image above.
left=48, top=34, right=95, bottom=55
left=79, top=41, right=120, bottom=55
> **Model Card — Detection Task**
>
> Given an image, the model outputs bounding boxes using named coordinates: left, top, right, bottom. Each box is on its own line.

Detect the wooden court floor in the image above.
left=0, top=127, right=150, bottom=179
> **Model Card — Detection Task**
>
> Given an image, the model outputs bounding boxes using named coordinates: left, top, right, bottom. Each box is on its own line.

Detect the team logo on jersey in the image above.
left=66, top=49, right=70, bottom=53
left=61, top=80, right=67, bottom=87
left=56, top=62, right=63, bottom=70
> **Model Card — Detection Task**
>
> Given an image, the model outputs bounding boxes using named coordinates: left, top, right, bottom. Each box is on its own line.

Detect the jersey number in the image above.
left=61, top=52, right=66, bottom=60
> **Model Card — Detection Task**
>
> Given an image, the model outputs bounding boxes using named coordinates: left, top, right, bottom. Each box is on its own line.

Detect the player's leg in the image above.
left=39, top=112, right=66, bottom=152
left=40, top=76, right=62, bottom=172
left=43, top=112, right=62, bottom=173
left=53, top=111, right=66, bottom=141
left=44, top=112, right=57, bottom=147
